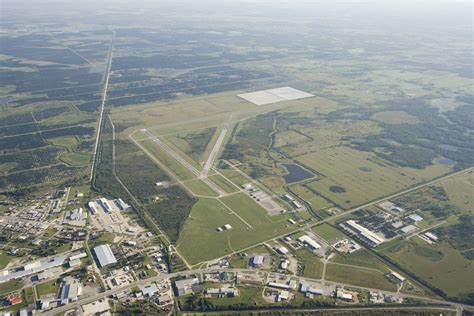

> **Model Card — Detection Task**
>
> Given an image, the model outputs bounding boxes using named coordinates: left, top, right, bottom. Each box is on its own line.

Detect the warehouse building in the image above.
left=298, top=235, right=321, bottom=250
left=93, top=244, right=117, bottom=267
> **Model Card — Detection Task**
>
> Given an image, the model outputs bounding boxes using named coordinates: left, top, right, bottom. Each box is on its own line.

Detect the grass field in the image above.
left=177, top=193, right=294, bottom=264
left=36, top=279, right=58, bottom=297
left=208, top=174, right=240, bottom=193
left=49, top=136, right=77, bottom=151
left=296, top=249, right=324, bottom=279
left=378, top=237, right=474, bottom=297
left=219, top=169, right=250, bottom=187
left=0, top=252, right=14, bottom=269
left=59, top=152, right=91, bottom=166
left=439, top=171, right=474, bottom=213
left=0, top=279, right=23, bottom=295
left=325, top=263, right=397, bottom=291
left=139, top=138, right=196, bottom=181
left=184, top=179, right=219, bottom=197
left=312, top=224, right=345, bottom=243
left=298, top=146, right=451, bottom=209
left=176, top=198, right=247, bottom=264
left=330, top=249, right=391, bottom=273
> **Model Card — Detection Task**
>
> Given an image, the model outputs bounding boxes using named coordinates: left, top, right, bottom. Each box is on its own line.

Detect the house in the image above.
left=4, top=293, right=22, bottom=305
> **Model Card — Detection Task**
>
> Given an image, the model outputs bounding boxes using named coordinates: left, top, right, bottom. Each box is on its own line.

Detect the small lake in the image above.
left=281, top=163, right=314, bottom=184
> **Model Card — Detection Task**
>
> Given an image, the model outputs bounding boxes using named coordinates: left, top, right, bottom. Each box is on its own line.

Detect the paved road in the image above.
left=42, top=267, right=470, bottom=315
left=90, top=30, right=115, bottom=183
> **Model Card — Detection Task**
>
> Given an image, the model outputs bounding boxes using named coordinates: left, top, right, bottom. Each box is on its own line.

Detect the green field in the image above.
left=378, top=237, right=474, bottom=298
left=177, top=193, right=294, bottom=264
left=330, top=249, right=391, bottom=273
left=325, top=263, right=397, bottom=291
left=208, top=173, right=240, bottom=193
left=298, top=146, right=451, bottom=209
left=59, top=152, right=91, bottom=166
left=139, top=138, right=196, bottom=181
left=312, top=224, right=345, bottom=243
left=184, top=179, right=219, bottom=197
left=296, top=249, right=324, bottom=279
left=0, top=279, right=23, bottom=295
left=36, top=279, right=59, bottom=297
left=49, top=136, right=77, bottom=150
left=0, top=252, right=15, bottom=269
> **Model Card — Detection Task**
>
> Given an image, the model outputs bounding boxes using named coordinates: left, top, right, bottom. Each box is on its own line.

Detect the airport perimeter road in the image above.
left=42, top=267, right=468, bottom=315
left=90, top=30, right=115, bottom=183
left=143, top=129, right=225, bottom=196
left=202, top=114, right=233, bottom=176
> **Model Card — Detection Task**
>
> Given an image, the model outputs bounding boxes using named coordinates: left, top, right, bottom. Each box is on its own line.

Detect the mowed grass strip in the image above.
left=208, top=174, right=240, bottom=193
left=184, top=179, right=219, bottom=197
left=140, top=139, right=196, bottom=181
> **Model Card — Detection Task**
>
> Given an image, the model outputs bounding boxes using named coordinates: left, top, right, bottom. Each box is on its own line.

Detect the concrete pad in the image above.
left=237, top=87, right=314, bottom=105
left=237, top=90, right=286, bottom=105
left=266, top=86, right=314, bottom=100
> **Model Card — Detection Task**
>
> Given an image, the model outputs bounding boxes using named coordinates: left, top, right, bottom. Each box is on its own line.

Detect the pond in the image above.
left=329, top=186, right=346, bottom=193
left=281, top=163, right=314, bottom=184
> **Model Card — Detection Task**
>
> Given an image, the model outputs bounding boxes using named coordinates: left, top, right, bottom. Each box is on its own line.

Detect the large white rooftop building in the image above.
left=93, top=244, right=117, bottom=267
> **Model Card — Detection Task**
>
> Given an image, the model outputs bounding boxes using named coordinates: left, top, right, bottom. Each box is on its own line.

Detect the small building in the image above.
left=278, top=290, right=289, bottom=301
left=336, top=290, right=353, bottom=301
left=277, top=246, right=289, bottom=254
left=93, top=244, right=117, bottom=267
left=206, top=287, right=238, bottom=297
left=407, top=214, right=423, bottom=222
left=123, top=240, right=137, bottom=247
left=300, top=281, right=323, bottom=295
left=141, top=283, right=158, bottom=297
left=4, top=293, right=22, bottom=305
left=69, top=252, right=87, bottom=261
left=400, top=225, right=417, bottom=235
left=291, top=200, right=302, bottom=209
left=424, top=232, right=438, bottom=242
left=267, top=282, right=290, bottom=290
left=224, top=224, right=232, bottom=230
left=389, top=271, right=406, bottom=283
left=175, top=277, right=199, bottom=296
left=87, top=201, right=98, bottom=215
left=288, top=219, right=296, bottom=225
left=69, top=259, right=81, bottom=268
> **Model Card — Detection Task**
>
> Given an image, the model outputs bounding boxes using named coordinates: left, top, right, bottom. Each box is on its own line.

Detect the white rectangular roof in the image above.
left=238, top=87, right=314, bottom=106
left=93, top=244, right=117, bottom=267
left=298, top=235, right=321, bottom=249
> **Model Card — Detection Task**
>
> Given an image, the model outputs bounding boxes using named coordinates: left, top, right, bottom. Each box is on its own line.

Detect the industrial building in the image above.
left=252, top=255, right=265, bottom=267
left=298, top=235, right=321, bottom=250
left=60, top=277, right=82, bottom=305
left=0, top=255, right=67, bottom=283
left=343, top=220, right=385, bottom=247
left=174, top=277, right=199, bottom=296
left=93, top=244, right=117, bottom=267
left=206, top=287, right=238, bottom=297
